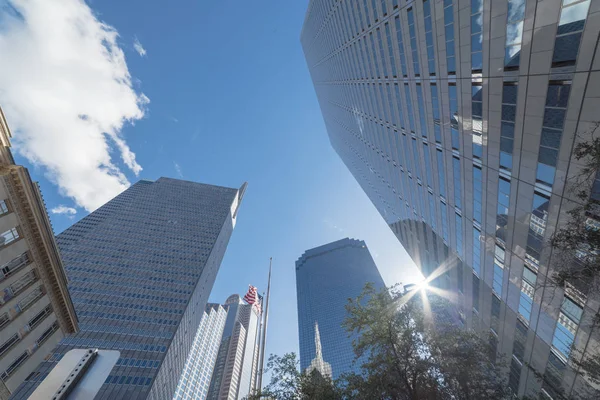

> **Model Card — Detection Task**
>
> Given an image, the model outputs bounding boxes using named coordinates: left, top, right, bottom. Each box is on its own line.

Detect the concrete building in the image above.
left=0, top=108, right=78, bottom=400
left=301, top=0, right=600, bottom=398
left=206, top=294, right=261, bottom=400
left=173, top=304, right=228, bottom=400
left=296, top=238, right=385, bottom=379
left=10, top=177, right=246, bottom=400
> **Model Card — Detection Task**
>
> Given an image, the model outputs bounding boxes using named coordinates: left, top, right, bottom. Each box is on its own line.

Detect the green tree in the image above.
left=247, top=353, right=341, bottom=400
left=340, top=283, right=511, bottom=400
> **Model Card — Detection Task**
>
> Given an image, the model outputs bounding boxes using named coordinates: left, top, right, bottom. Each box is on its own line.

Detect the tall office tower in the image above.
left=206, top=294, right=260, bottom=400
left=301, top=0, right=600, bottom=398
left=173, top=304, right=228, bottom=400
left=11, top=177, right=246, bottom=400
left=0, top=108, right=78, bottom=400
left=296, top=238, right=385, bottom=379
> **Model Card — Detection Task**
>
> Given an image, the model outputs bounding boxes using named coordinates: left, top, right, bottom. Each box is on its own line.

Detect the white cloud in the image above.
left=133, top=36, right=147, bottom=57
left=51, top=205, right=77, bottom=215
left=174, top=162, right=183, bottom=178
left=0, top=0, right=149, bottom=211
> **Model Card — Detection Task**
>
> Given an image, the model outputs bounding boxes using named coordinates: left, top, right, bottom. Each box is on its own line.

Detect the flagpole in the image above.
left=256, top=257, right=272, bottom=394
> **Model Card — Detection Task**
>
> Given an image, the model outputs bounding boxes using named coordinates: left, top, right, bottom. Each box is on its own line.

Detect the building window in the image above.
left=441, top=201, right=449, bottom=243
left=423, top=143, right=433, bottom=188
left=453, top=156, right=462, bottom=210
left=518, top=280, right=534, bottom=323
left=472, top=274, right=480, bottom=312
left=505, top=0, right=526, bottom=69
left=471, top=0, right=483, bottom=71
left=394, top=84, right=407, bottom=129
left=437, top=149, right=447, bottom=198
left=536, top=83, right=571, bottom=187
left=509, top=358, right=522, bottom=394
left=497, top=177, right=511, bottom=244
left=0, top=351, right=29, bottom=380
left=0, top=333, right=19, bottom=357
left=404, top=84, right=416, bottom=132
left=551, top=297, right=583, bottom=358
left=376, top=28, right=387, bottom=78
left=525, top=193, right=550, bottom=267
left=1, top=252, right=30, bottom=282
left=423, top=0, right=436, bottom=75
left=385, top=23, right=397, bottom=78
left=493, top=263, right=503, bottom=295
left=416, top=84, right=428, bottom=138
left=0, top=200, right=8, bottom=215
left=394, top=16, right=408, bottom=77
left=0, top=227, right=19, bottom=246
left=472, top=227, right=481, bottom=275
left=407, top=8, right=420, bottom=76
left=472, top=84, right=483, bottom=159
left=428, top=193, right=437, bottom=231
left=500, top=84, right=518, bottom=171
left=552, top=0, right=591, bottom=67
left=443, top=0, right=456, bottom=73
left=431, top=84, right=442, bottom=143
left=455, top=213, right=463, bottom=259
left=449, top=84, right=459, bottom=150
left=473, top=165, right=483, bottom=224
left=543, top=351, right=567, bottom=398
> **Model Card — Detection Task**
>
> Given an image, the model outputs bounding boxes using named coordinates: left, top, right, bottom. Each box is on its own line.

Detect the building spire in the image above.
left=307, top=321, right=332, bottom=379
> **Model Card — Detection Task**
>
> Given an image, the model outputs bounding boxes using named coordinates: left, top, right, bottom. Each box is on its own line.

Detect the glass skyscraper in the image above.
left=296, top=238, right=385, bottom=379
left=301, top=0, right=600, bottom=398
left=11, top=177, right=246, bottom=400
left=173, top=303, right=228, bottom=400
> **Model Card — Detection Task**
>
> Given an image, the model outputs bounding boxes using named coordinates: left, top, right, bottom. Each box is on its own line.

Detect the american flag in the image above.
left=243, top=285, right=262, bottom=313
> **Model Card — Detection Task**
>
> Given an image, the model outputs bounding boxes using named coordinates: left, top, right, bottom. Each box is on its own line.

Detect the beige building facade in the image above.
left=0, top=108, right=77, bottom=399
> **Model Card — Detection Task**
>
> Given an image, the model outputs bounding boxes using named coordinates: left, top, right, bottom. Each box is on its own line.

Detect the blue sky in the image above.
left=0, top=0, right=419, bottom=363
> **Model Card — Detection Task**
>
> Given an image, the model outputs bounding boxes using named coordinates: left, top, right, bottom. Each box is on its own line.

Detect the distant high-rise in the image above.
left=296, top=238, right=385, bottom=379
left=206, top=293, right=261, bottom=400
left=173, top=304, right=228, bottom=400
left=0, top=108, right=77, bottom=400
left=11, top=177, right=246, bottom=400
left=301, top=0, right=600, bottom=397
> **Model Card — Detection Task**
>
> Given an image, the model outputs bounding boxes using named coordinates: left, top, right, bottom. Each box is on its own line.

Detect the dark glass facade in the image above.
left=11, top=178, right=245, bottom=400
left=296, top=238, right=385, bottom=380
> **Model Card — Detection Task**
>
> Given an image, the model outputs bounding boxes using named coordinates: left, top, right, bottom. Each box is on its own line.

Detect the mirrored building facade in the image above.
left=296, top=238, right=385, bottom=379
left=301, top=0, right=600, bottom=397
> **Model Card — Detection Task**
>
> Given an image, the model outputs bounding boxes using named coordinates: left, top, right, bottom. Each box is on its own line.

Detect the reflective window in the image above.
left=369, top=32, right=380, bottom=78
left=537, top=83, right=571, bottom=186
left=423, top=0, right=436, bottom=75
left=493, top=263, right=503, bottom=295
left=505, top=0, right=526, bottom=69
left=405, top=84, right=416, bottom=132
left=449, top=84, right=460, bottom=150
left=407, top=8, right=420, bottom=75
left=453, top=156, right=462, bottom=210
left=443, top=0, right=456, bottom=73
left=431, top=84, right=442, bottom=143
left=441, top=201, right=449, bottom=243
left=394, top=16, right=409, bottom=76
left=385, top=23, right=397, bottom=77
left=553, top=0, right=591, bottom=66
left=416, top=84, right=428, bottom=138
left=394, top=84, right=407, bottom=129
left=380, top=0, right=388, bottom=16
left=497, top=177, right=511, bottom=244
left=472, top=84, right=483, bottom=159
left=525, top=192, right=549, bottom=268
left=412, top=138, right=422, bottom=179
left=437, top=149, right=447, bottom=198
left=473, top=274, right=480, bottom=312
left=376, top=28, right=387, bottom=78
left=543, top=352, right=567, bottom=398
left=423, top=143, right=433, bottom=188
left=500, top=84, right=517, bottom=171
left=471, top=0, right=483, bottom=71
left=455, top=213, right=463, bottom=259
left=429, top=193, right=437, bottom=231
left=473, top=165, right=483, bottom=224
left=552, top=297, right=583, bottom=358
left=518, top=281, right=534, bottom=322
